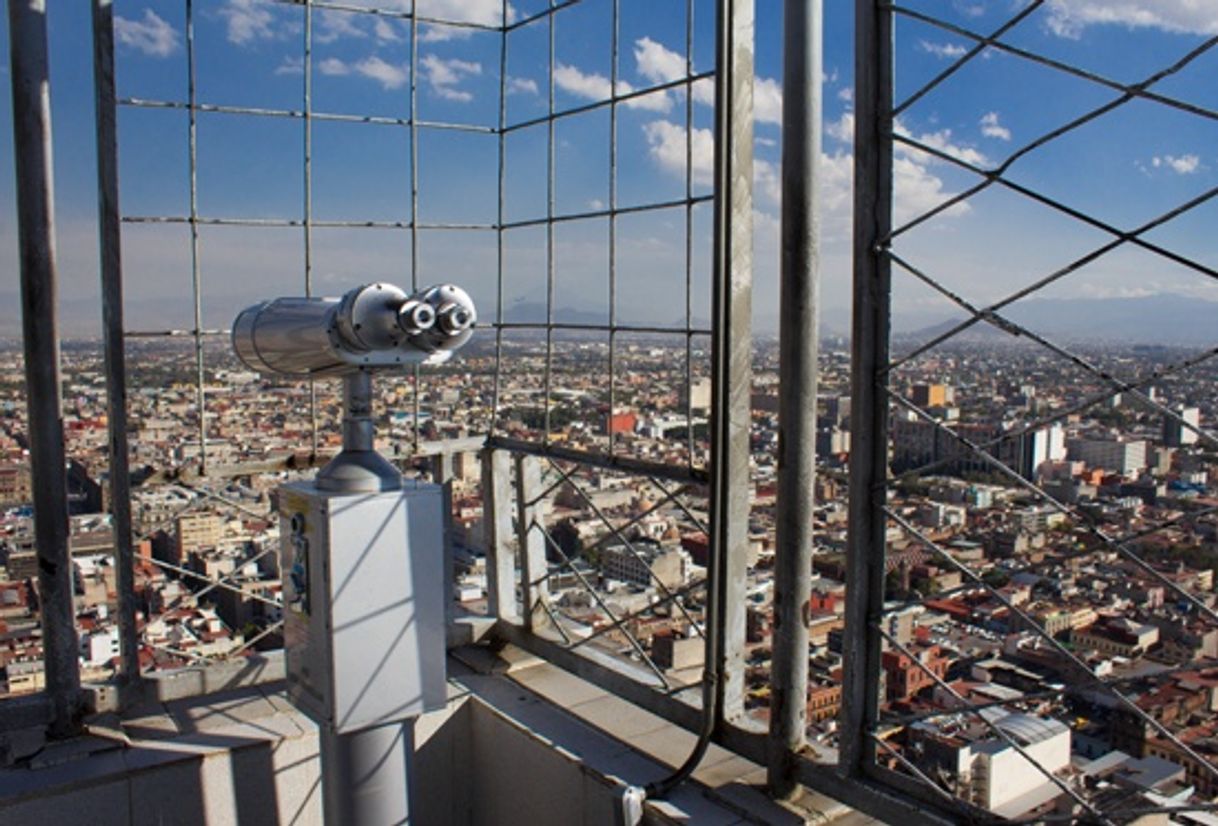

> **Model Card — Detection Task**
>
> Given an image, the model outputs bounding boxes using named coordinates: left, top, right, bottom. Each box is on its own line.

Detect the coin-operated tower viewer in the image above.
left=232, top=282, right=476, bottom=826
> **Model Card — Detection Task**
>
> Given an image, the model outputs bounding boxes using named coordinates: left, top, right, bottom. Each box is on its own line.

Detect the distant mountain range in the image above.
left=891, top=293, right=1218, bottom=345
left=1, top=291, right=1214, bottom=346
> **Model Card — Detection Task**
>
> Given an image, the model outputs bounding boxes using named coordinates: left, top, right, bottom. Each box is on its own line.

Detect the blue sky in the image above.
left=0, top=1, right=1215, bottom=336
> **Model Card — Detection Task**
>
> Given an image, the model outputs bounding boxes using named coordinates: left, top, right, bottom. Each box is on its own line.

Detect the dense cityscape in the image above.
left=1, top=332, right=1217, bottom=819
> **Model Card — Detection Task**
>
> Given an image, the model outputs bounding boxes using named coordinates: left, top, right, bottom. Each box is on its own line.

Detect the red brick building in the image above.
left=881, top=643, right=950, bottom=703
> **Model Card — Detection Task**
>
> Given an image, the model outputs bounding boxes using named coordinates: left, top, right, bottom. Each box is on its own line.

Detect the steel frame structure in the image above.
left=5, top=0, right=758, bottom=767
left=7, top=0, right=1218, bottom=823
left=838, top=1, right=1218, bottom=822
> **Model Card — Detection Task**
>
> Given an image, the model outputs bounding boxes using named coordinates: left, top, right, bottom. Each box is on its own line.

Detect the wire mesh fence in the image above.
left=845, top=1, right=1218, bottom=820
left=0, top=0, right=730, bottom=703
left=10, top=1, right=1215, bottom=822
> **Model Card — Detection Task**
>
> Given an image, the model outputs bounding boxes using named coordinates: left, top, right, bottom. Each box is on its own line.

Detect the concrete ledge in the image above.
left=1, top=652, right=876, bottom=825
left=0, top=682, right=320, bottom=826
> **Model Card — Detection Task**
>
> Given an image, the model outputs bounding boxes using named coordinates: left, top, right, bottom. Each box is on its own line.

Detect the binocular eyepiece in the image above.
left=232, top=282, right=477, bottom=378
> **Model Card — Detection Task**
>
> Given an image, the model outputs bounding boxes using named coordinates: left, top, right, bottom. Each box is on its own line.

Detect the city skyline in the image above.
left=0, top=1, right=1214, bottom=335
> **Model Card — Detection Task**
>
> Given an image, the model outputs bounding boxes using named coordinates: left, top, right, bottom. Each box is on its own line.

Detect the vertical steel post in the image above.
left=7, top=0, right=80, bottom=735
left=91, top=0, right=140, bottom=689
left=185, top=0, right=207, bottom=474
left=841, top=0, right=893, bottom=777
left=513, top=454, right=548, bottom=630
left=430, top=455, right=455, bottom=627
left=710, top=0, right=754, bottom=725
left=543, top=8, right=556, bottom=443
left=491, top=1, right=508, bottom=434
left=769, top=0, right=821, bottom=798
left=651, top=1, right=756, bottom=795
left=608, top=0, right=619, bottom=458
left=482, top=449, right=519, bottom=622
left=304, top=0, right=319, bottom=457
left=408, top=1, right=422, bottom=454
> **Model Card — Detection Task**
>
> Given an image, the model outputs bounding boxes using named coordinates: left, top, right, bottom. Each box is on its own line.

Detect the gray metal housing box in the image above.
left=279, top=479, right=447, bottom=733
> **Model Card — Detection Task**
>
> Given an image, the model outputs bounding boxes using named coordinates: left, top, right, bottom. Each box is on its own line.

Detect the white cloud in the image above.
left=314, top=10, right=368, bottom=44
left=643, top=118, right=968, bottom=241
left=420, top=54, right=481, bottom=101
left=274, top=55, right=303, bottom=76
left=1152, top=154, right=1201, bottom=174
left=114, top=9, right=180, bottom=58
left=374, top=19, right=402, bottom=43
left=633, top=37, right=783, bottom=119
left=355, top=56, right=409, bottom=90
left=554, top=64, right=673, bottom=112
left=756, top=136, right=777, bottom=148
left=299, top=56, right=410, bottom=89
left=643, top=120, right=714, bottom=185
left=754, top=77, right=783, bottom=125
left=634, top=37, right=687, bottom=85
left=318, top=57, right=351, bottom=77
left=980, top=111, right=1011, bottom=141
left=415, top=0, right=515, bottom=41
left=919, top=40, right=968, bottom=59
left=829, top=112, right=987, bottom=169
left=893, top=155, right=971, bottom=223
left=507, top=77, right=539, bottom=95
left=554, top=63, right=612, bottom=99
left=827, top=112, right=855, bottom=143
left=1045, top=1, right=1218, bottom=37
left=895, top=119, right=988, bottom=168
left=219, top=0, right=277, bottom=45
left=754, top=158, right=781, bottom=205
left=692, top=77, right=716, bottom=108
left=838, top=87, right=854, bottom=103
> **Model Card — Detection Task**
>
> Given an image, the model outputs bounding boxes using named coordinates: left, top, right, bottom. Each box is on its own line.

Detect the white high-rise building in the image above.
left=1162, top=405, right=1201, bottom=447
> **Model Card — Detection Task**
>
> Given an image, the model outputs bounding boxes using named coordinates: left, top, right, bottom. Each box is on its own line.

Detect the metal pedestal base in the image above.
left=321, top=719, right=416, bottom=826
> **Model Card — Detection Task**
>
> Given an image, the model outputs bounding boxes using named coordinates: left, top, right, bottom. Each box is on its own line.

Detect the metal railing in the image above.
left=6, top=1, right=1215, bottom=823
left=1, top=0, right=756, bottom=765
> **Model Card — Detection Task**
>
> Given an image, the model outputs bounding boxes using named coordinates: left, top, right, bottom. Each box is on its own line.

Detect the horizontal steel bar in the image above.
left=487, top=435, right=708, bottom=484
left=119, top=98, right=497, bottom=133
left=496, top=321, right=711, bottom=336
left=121, top=215, right=496, bottom=230
left=271, top=0, right=500, bottom=31
left=124, top=328, right=229, bottom=338
left=504, top=0, right=585, bottom=33
left=499, top=195, right=714, bottom=230
left=122, top=322, right=705, bottom=342
left=504, top=71, right=716, bottom=135
left=126, top=204, right=710, bottom=234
